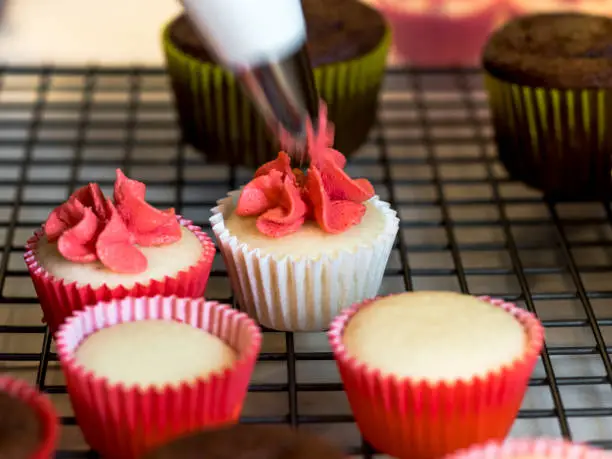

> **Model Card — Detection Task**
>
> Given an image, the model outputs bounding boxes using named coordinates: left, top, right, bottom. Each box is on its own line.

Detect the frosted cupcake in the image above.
left=444, top=438, right=612, bottom=459
left=24, top=169, right=215, bottom=334
left=329, top=291, right=544, bottom=459
left=56, top=295, right=262, bottom=459
left=0, top=376, right=58, bottom=459
left=210, top=105, right=399, bottom=331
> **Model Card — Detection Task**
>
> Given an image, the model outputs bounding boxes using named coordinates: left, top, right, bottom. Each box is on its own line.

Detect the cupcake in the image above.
left=482, top=12, right=612, bottom=200
left=140, top=424, right=344, bottom=459
left=443, top=438, right=612, bottom=459
left=328, top=291, right=545, bottom=459
left=56, top=295, right=262, bottom=459
left=0, top=376, right=58, bottom=459
left=377, top=0, right=504, bottom=67
left=210, top=106, right=399, bottom=331
left=162, top=0, right=390, bottom=167
left=24, top=169, right=215, bottom=334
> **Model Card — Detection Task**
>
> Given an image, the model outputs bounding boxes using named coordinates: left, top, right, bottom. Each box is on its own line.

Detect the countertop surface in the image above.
left=0, top=0, right=181, bottom=65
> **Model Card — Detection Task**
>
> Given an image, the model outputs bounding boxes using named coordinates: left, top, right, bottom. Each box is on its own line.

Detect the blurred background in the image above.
left=0, top=0, right=608, bottom=66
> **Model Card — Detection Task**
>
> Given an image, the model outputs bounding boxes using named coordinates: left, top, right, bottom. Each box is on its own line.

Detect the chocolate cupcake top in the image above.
left=0, top=391, right=43, bottom=459
left=482, top=13, right=612, bottom=88
left=140, top=424, right=345, bottom=459
left=168, top=0, right=387, bottom=67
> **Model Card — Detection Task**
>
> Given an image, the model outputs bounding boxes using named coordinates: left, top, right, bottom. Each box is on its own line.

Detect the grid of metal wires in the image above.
left=0, top=66, right=611, bottom=457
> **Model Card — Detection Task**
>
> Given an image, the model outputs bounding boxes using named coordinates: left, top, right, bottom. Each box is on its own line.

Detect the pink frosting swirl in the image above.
left=44, top=170, right=182, bottom=273
left=235, top=104, right=375, bottom=238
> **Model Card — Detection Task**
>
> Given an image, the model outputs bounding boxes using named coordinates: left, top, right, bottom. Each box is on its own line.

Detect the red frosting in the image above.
left=235, top=103, right=375, bottom=237
left=44, top=170, right=182, bottom=273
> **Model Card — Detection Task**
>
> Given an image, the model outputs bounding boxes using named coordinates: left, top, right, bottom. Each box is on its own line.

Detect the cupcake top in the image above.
left=140, top=424, right=345, bottom=459
left=168, top=0, right=387, bottom=66
left=36, top=169, right=203, bottom=288
left=482, top=12, right=612, bottom=88
left=74, top=319, right=237, bottom=388
left=0, top=391, right=43, bottom=459
left=217, top=103, right=393, bottom=258
left=342, top=291, right=527, bottom=382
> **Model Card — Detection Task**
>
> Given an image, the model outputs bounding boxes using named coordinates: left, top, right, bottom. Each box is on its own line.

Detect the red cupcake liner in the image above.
left=24, top=216, right=215, bottom=335
left=328, top=295, right=545, bottom=459
left=443, top=438, right=612, bottom=459
left=56, top=295, right=262, bottom=459
left=0, top=376, right=59, bottom=459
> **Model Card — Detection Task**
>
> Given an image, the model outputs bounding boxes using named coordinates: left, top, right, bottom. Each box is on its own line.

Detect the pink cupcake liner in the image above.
left=56, top=295, right=262, bottom=459
left=378, top=0, right=505, bottom=67
left=24, top=216, right=216, bottom=335
left=443, top=438, right=612, bottom=459
left=329, top=294, right=545, bottom=459
left=0, top=376, right=59, bottom=459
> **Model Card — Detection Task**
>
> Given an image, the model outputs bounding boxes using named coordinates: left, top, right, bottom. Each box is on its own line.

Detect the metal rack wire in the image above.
left=0, top=66, right=612, bottom=457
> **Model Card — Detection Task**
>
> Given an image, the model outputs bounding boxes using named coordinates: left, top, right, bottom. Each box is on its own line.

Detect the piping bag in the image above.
left=179, top=0, right=320, bottom=165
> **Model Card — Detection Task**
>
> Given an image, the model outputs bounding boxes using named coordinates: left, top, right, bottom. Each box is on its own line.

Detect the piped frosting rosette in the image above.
left=24, top=170, right=216, bottom=335
left=443, top=438, right=612, bottom=459
left=211, top=105, right=399, bottom=331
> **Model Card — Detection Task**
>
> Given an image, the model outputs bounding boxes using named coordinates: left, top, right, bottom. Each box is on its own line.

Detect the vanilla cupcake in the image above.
left=444, top=438, right=612, bottom=459
left=210, top=105, right=399, bottom=331
left=25, top=169, right=216, bottom=334
left=329, top=291, right=544, bottom=459
left=56, top=295, right=262, bottom=459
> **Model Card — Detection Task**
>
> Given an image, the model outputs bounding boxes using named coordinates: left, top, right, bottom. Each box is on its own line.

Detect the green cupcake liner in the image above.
left=162, top=21, right=390, bottom=168
left=485, top=73, right=612, bottom=200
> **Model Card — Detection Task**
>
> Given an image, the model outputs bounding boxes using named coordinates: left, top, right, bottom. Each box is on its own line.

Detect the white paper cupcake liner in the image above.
left=210, top=191, right=399, bottom=331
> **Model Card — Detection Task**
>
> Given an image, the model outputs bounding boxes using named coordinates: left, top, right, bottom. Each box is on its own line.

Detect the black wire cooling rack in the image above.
left=1, top=66, right=612, bottom=457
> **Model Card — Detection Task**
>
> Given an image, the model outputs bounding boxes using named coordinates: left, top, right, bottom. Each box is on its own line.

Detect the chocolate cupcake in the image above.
left=162, top=0, right=390, bottom=167
left=0, top=377, right=58, bottom=459
left=140, top=424, right=344, bottom=459
left=482, top=12, right=612, bottom=200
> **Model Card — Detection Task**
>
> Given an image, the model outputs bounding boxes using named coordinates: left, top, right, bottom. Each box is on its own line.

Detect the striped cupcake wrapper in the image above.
left=162, top=21, right=390, bottom=167
left=485, top=73, right=612, bottom=200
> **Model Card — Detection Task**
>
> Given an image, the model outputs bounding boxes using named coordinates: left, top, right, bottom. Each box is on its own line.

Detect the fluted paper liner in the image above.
left=24, top=216, right=215, bottom=335
left=328, top=295, right=545, bottom=459
left=210, top=191, right=399, bottom=332
left=443, top=438, right=612, bottom=459
left=485, top=73, right=612, bottom=199
left=56, top=295, right=262, bottom=459
left=162, top=21, right=390, bottom=166
left=0, top=376, right=59, bottom=459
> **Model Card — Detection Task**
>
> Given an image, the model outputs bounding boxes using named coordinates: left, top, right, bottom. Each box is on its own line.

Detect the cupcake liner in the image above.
left=56, top=295, right=262, bottom=459
left=24, top=216, right=216, bottom=336
left=443, top=438, right=612, bottom=459
left=210, top=191, right=399, bottom=332
left=485, top=73, right=612, bottom=200
left=162, top=22, right=390, bottom=167
left=0, top=376, right=59, bottom=459
left=328, top=295, right=545, bottom=459
left=378, top=0, right=504, bottom=67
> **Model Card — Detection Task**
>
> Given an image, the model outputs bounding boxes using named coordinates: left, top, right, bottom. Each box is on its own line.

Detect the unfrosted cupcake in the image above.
left=0, top=376, right=58, bottom=459
left=162, top=0, right=390, bottom=166
left=329, top=291, right=544, bottom=459
left=443, top=438, right=612, bottom=459
left=211, top=106, right=399, bottom=331
left=24, top=169, right=215, bottom=334
left=140, top=424, right=344, bottom=459
left=56, top=295, right=262, bottom=459
left=482, top=12, right=612, bottom=199
left=378, top=0, right=504, bottom=67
